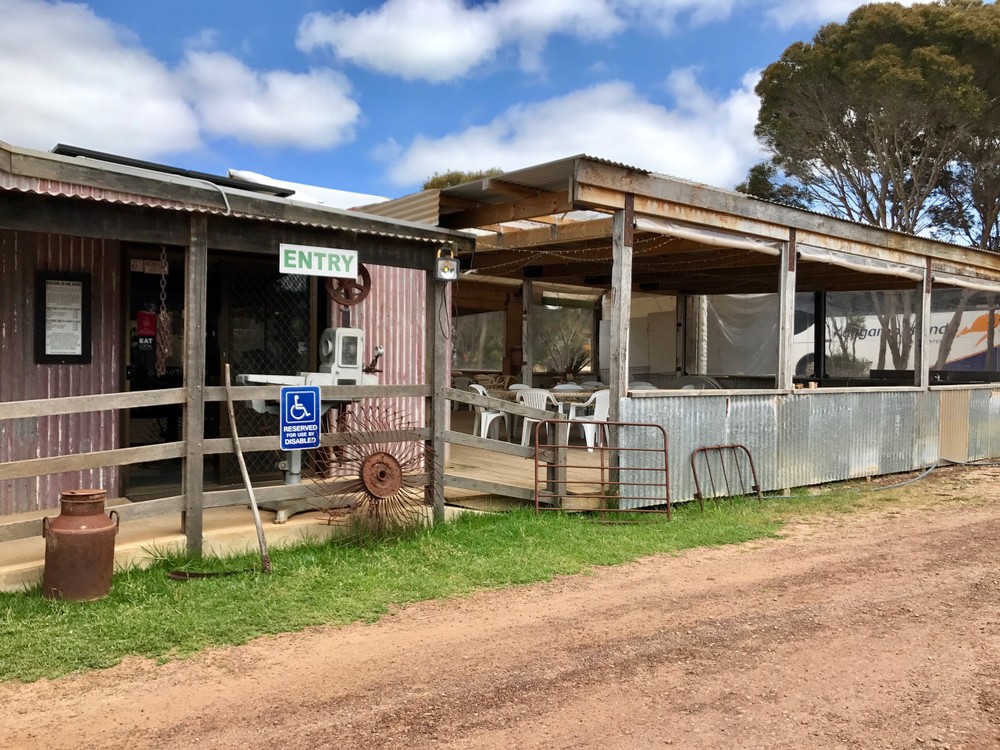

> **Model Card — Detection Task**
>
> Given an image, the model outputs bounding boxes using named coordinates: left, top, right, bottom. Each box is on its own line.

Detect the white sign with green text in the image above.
left=278, top=244, right=358, bottom=279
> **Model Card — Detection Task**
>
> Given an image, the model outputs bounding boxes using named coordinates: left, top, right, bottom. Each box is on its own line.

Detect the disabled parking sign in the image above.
left=279, top=385, right=321, bottom=451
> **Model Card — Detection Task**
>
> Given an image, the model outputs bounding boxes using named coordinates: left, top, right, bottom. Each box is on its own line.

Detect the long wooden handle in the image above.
left=224, top=363, right=272, bottom=574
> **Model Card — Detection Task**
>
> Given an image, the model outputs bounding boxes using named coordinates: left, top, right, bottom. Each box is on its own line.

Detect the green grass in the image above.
left=0, top=491, right=879, bottom=682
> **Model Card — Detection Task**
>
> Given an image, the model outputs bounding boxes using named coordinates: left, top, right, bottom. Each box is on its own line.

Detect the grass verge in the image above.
left=0, top=486, right=903, bottom=683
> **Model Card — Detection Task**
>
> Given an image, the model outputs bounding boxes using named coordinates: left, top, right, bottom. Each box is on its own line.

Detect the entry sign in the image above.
left=279, top=385, right=321, bottom=451
left=279, top=243, right=358, bottom=279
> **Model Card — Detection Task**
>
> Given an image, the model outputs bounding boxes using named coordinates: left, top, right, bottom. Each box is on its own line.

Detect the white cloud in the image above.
left=764, top=0, right=937, bottom=30
left=0, top=0, right=361, bottom=159
left=378, top=71, right=765, bottom=190
left=179, top=52, right=360, bottom=149
left=296, top=0, right=948, bottom=84
left=297, top=0, right=623, bottom=82
left=0, top=0, right=201, bottom=156
left=616, top=0, right=737, bottom=33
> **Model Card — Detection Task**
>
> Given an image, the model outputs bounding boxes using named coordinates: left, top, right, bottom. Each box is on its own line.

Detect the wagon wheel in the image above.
left=325, top=265, right=372, bottom=307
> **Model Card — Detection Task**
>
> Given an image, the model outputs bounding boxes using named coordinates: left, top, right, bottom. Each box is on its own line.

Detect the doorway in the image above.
left=122, top=247, right=319, bottom=498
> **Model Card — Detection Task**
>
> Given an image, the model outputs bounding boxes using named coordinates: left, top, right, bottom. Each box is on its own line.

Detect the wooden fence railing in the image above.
left=0, top=385, right=558, bottom=546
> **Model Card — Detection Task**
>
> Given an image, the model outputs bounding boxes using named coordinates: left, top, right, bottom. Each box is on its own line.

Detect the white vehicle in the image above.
left=792, top=309, right=1000, bottom=376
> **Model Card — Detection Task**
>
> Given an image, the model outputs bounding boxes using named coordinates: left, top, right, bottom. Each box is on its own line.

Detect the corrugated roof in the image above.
left=0, top=140, right=473, bottom=249
left=440, top=154, right=649, bottom=206
left=355, top=189, right=442, bottom=225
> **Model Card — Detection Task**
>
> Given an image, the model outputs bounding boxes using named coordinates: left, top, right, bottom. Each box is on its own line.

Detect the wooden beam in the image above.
left=443, top=473, right=535, bottom=501
left=0, top=442, right=185, bottom=481
left=443, top=430, right=535, bottom=459
left=522, top=280, right=534, bottom=386
left=482, top=178, right=541, bottom=198
left=427, top=269, right=447, bottom=523
left=573, top=158, right=1000, bottom=272
left=439, top=190, right=572, bottom=230
left=915, top=261, right=932, bottom=388
left=608, top=197, right=634, bottom=418
left=0, top=192, right=189, bottom=244
left=0, top=388, right=184, bottom=420
left=476, top=217, right=613, bottom=251
left=777, top=228, right=797, bottom=390
left=183, top=214, right=208, bottom=555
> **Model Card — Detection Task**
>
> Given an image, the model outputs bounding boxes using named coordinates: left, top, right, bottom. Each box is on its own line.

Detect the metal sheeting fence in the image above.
left=619, top=390, right=942, bottom=506
left=967, top=388, right=1000, bottom=461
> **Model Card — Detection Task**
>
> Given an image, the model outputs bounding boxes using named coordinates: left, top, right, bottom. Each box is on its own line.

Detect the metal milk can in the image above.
left=42, top=488, right=119, bottom=601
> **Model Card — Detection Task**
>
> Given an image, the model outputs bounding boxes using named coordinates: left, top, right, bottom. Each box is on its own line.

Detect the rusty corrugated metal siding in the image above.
left=620, top=390, right=940, bottom=505
left=353, top=264, right=427, bottom=427
left=0, top=230, right=122, bottom=514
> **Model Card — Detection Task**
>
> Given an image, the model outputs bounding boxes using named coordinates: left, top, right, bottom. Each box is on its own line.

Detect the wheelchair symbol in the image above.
left=288, top=395, right=311, bottom=421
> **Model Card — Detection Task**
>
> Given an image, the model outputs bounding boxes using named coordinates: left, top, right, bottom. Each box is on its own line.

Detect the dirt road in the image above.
left=2, top=468, right=1000, bottom=749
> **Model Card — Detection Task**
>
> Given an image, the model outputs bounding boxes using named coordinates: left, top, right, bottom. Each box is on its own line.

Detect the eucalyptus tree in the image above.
left=750, top=0, right=1000, bottom=369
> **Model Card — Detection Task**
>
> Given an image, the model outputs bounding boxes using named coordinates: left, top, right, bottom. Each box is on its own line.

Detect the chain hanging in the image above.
left=154, top=245, right=172, bottom=377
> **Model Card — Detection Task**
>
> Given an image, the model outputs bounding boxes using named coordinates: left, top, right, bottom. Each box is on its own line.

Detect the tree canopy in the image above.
left=751, top=0, right=1000, bottom=248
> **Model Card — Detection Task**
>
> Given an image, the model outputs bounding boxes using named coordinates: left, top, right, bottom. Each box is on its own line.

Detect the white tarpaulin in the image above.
left=931, top=271, right=1000, bottom=295
left=796, top=244, right=923, bottom=281
left=705, top=294, right=778, bottom=376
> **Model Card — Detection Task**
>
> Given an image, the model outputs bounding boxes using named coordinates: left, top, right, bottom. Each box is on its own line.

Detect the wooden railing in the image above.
left=1, top=384, right=560, bottom=546
left=0, top=384, right=431, bottom=544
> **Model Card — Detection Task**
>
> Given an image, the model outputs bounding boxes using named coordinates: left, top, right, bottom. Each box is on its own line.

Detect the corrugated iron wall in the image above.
left=938, top=389, right=971, bottom=463
left=620, top=390, right=941, bottom=506
left=967, top=388, right=1000, bottom=461
left=0, top=230, right=122, bottom=514
left=353, top=264, right=427, bottom=427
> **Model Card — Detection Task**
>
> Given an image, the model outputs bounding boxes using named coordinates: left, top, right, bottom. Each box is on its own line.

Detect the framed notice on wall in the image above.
left=34, top=272, right=92, bottom=364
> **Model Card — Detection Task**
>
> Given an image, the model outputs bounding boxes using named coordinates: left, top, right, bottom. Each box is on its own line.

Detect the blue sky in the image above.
left=0, top=0, right=935, bottom=202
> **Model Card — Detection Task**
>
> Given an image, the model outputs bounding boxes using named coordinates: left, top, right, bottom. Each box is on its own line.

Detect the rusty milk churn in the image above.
left=42, top=488, right=119, bottom=601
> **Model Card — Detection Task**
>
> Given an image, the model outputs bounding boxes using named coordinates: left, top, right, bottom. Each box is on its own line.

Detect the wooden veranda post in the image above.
left=608, top=195, right=634, bottom=421
left=426, top=269, right=447, bottom=523
left=521, top=280, right=534, bottom=386
left=777, top=228, right=798, bottom=390
left=915, top=260, right=932, bottom=388
left=183, top=214, right=208, bottom=554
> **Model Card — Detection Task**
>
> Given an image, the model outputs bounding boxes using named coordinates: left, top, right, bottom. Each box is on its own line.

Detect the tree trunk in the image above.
left=933, top=289, right=976, bottom=369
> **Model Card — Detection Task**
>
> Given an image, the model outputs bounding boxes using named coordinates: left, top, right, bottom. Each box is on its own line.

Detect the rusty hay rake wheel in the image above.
left=301, top=402, right=433, bottom=533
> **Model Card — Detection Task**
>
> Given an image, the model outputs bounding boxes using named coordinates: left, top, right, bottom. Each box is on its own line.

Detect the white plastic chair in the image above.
left=515, top=388, right=562, bottom=446
left=568, top=389, right=610, bottom=451
left=469, top=383, right=509, bottom=440
left=506, top=383, right=530, bottom=436
left=580, top=380, right=605, bottom=390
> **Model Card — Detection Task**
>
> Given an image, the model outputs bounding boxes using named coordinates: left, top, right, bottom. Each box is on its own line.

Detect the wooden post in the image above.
left=504, top=291, right=523, bottom=379
left=426, top=269, right=447, bottom=523
left=545, top=421, right=569, bottom=505
left=608, top=195, right=634, bottom=422
left=813, top=292, right=827, bottom=380
left=696, top=295, right=709, bottom=374
left=521, top=280, right=534, bottom=386
left=675, top=293, right=687, bottom=376
left=914, top=261, right=932, bottom=388
left=988, top=306, right=997, bottom=372
left=183, top=214, right=208, bottom=555
left=777, top=228, right=798, bottom=390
